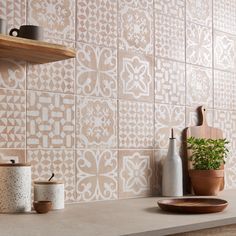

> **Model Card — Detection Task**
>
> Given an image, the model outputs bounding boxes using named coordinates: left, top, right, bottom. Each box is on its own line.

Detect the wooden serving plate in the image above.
left=158, top=198, right=228, bottom=214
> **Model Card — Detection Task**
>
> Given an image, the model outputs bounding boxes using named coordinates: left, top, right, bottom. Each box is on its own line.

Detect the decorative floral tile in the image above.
left=27, top=40, right=74, bottom=94
left=76, top=43, right=117, bottom=98
left=27, top=91, right=75, bottom=148
left=214, top=70, right=235, bottom=110
left=0, top=149, right=25, bottom=163
left=154, top=0, right=185, bottom=19
left=119, top=0, right=153, bottom=10
left=153, top=149, right=166, bottom=196
left=119, top=100, right=154, bottom=148
left=0, top=59, right=25, bottom=90
left=185, top=106, right=213, bottom=127
left=27, top=149, right=75, bottom=202
left=0, top=89, right=26, bottom=148
left=119, top=6, right=153, bottom=54
left=214, top=31, right=236, bottom=72
left=186, top=22, right=212, bottom=67
left=186, top=0, right=212, bottom=27
left=155, top=104, right=185, bottom=149
left=155, top=14, right=185, bottom=62
left=155, top=58, right=185, bottom=105
left=28, top=0, right=75, bottom=41
left=76, top=97, right=117, bottom=149
left=77, top=0, right=117, bottom=48
left=186, top=64, right=213, bottom=108
left=119, top=50, right=153, bottom=102
left=0, top=0, right=26, bottom=33
left=76, top=149, right=118, bottom=202
left=214, top=0, right=236, bottom=35
left=118, top=150, right=154, bottom=198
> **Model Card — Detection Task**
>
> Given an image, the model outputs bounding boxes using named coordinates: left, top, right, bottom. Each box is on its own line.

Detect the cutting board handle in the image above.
left=200, top=106, right=208, bottom=126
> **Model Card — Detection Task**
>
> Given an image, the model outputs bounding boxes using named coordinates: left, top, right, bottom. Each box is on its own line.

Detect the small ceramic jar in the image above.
left=34, top=181, right=64, bottom=210
left=0, top=163, right=31, bottom=213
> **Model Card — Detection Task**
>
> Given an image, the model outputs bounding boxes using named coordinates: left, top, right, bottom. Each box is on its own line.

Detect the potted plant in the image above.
left=187, top=137, right=229, bottom=196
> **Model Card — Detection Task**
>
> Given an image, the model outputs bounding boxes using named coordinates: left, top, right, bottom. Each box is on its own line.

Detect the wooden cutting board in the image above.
left=186, top=106, right=224, bottom=190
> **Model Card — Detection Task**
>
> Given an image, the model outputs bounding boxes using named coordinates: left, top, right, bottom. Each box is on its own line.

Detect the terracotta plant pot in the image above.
left=189, top=169, right=224, bottom=196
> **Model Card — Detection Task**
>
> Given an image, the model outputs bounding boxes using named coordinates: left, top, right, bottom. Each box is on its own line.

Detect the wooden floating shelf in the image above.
left=0, top=35, right=76, bottom=64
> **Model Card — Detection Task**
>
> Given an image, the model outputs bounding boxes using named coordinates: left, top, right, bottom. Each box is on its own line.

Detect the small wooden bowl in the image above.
left=33, top=201, right=52, bottom=214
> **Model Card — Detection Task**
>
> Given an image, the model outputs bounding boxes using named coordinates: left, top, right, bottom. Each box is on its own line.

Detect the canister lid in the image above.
left=34, top=181, right=63, bottom=185
left=0, top=163, right=31, bottom=167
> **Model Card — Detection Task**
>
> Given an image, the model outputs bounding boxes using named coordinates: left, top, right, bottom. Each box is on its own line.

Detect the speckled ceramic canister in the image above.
left=0, top=163, right=31, bottom=213
left=34, top=181, right=64, bottom=210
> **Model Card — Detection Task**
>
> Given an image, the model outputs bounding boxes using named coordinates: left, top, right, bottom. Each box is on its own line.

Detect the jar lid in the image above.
left=0, top=163, right=31, bottom=167
left=34, top=181, right=63, bottom=185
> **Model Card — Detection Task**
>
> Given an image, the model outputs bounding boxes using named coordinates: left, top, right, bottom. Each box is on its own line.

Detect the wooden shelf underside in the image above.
left=0, top=35, right=76, bottom=64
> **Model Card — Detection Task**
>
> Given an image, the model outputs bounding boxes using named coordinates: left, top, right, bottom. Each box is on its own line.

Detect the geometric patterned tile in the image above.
left=119, top=100, right=154, bottom=148
left=0, top=0, right=26, bottom=33
left=118, top=150, right=154, bottom=199
left=119, top=6, right=153, bottom=54
left=0, top=59, right=26, bottom=90
left=186, top=0, right=212, bottom=27
left=214, top=70, right=235, bottom=110
left=0, top=149, right=25, bottom=163
left=155, top=104, right=185, bottom=149
left=155, top=14, right=185, bottom=62
left=77, top=0, right=117, bottom=48
left=186, top=22, right=212, bottom=67
left=76, top=97, right=117, bottom=149
left=186, top=64, right=213, bottom=108
left=28, top=0, right=75, bottom=41
left=0, top=89, right=26, bottom=148
left=76, top=149, right=118, bottom=202
left=27, top=40, right=75, bottom=94
left=154, top=0, right=185, bottom=19
left=76, top=43, right=117, bottom=98
left=27, top=91, right=75, bottom=148
left=119, top=50, right=153, bottom=102
left=155, top=58, right=185, bottom=105
left=214, top=0, right=236, bottom=35
left=119, top=0, right=153, bottom=10
left=27, top=149, right=75, bottom=202
left=214, top=31, right=236, bottom=72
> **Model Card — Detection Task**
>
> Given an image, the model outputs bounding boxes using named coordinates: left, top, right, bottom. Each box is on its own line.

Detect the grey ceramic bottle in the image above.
left=162, top=128, right=183, bottom=196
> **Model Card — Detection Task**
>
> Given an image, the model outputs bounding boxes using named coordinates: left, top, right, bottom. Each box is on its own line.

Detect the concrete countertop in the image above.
left=1, top=190, right=236, bottom=236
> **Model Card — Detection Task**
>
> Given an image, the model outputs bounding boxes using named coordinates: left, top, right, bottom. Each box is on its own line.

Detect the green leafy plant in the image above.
left=187, top=137, right=229, bottom=170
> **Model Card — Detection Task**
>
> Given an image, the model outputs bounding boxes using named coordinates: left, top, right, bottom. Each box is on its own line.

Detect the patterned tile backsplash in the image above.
left=1, top=0, right=236, bottom=203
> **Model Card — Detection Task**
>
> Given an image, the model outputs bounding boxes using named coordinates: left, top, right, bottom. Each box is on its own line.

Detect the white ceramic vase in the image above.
left=34, top=181, right=64, bottom=210
left=162, top=132, right=183, bottom=197
left=0, top=163, right=31, bottom=213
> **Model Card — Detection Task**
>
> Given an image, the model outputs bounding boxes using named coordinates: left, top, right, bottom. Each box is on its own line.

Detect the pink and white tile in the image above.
left=27, top=91, right=75, bottom=148
left=77, top=0, right=117, bottom=48
left=0, top=89, right=26, bottom=148
left=119, top=100, right=154, bottom=148
left=155, top=58, right=185, bottom=105
left=76, top=149, right=118, bottom=202
left=155, top=104, right=185, bottom=149
left=118, top=150, right=154, bottom=198
left=76, top=43, right=117, bottom=98
left=27, top=149, right=75, bottom=202
left=119, top=50, right=153, bottom=102
left=186, top=22, right=212, bottom=67
left=76, top=97, right=117, bottom=149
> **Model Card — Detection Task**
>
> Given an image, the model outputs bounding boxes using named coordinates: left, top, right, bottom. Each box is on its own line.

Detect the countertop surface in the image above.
left=1, top=190, right=236, bottom=236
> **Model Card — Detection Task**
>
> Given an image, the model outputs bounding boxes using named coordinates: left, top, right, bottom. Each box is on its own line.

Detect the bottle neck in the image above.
left=167, top=138, right=176, bottom=157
